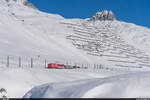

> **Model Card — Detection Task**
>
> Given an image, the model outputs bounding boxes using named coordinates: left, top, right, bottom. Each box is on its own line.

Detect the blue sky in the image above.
left=29, top=0, right=150, bottom=28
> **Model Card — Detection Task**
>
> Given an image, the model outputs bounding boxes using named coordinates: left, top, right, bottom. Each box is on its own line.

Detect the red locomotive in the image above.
left=47, top=63, right=65, bottom=69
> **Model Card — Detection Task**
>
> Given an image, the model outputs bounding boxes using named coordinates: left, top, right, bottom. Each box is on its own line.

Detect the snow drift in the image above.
left=0, top=68, right=126, bottom=98
left=23, top=71, right=150, bottom=98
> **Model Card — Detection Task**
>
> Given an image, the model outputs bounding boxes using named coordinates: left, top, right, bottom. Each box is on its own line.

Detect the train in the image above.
left=47, top=63, right=81, bottom=69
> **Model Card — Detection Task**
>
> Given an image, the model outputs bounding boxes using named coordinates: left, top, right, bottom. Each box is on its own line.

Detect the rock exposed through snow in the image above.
left=5, top=0, right=37, bottom=9
left=90, top=10, right=116, bottom=21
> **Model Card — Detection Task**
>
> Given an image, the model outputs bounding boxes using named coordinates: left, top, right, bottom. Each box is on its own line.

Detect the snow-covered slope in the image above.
left=0, top=0, right=93, bottom=64
left=1, top=0, right=150, bottom=70
left=23, top=71, right=150, bottom=98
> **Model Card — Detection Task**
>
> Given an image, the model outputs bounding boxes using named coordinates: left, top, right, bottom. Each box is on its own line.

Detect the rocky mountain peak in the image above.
left=90, top=10, right=116, bottom=21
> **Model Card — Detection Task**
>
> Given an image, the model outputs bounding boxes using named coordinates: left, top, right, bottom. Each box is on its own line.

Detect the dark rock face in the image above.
left=90, top=10, right=116, bottom=21
left=23, top=0, right=37, bottom=9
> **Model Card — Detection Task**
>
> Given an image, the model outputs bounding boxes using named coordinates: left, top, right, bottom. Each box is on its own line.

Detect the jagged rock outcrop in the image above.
left=5, top=0, right=37, bottom=9
left=23, top=0, right=37, bottom=9
left=90, top=10, right=116, bottom=21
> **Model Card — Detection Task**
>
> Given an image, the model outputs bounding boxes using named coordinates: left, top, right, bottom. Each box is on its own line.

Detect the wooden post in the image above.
left=100, top=64, right=102, bottom=69
left=74, top=62, right=77, bottom=69
left=74, top=62, right=77, bottom=66
left=86, top=64, right=88, bottom=69
left=45, top=59, right=47, bottom=68
left=19, top=56, right=21, bottom=68
left=82, top=64, right=84, bottom=69
left=7, top=56, right=9, bottom=67
left=66, top=61, right=68, bottom=66
left=87, top=64, right=89, bottom=69
left=31, top=58, right=33, bottom=68
left=94, top=64, right=96, bottom=69
left=66, top=61, right=68, bottom=69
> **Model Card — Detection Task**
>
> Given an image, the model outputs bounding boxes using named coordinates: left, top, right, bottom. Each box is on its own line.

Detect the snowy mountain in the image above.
left=1, top=0, right=150, bottom=70
left=1, top=0, right=150, bottom=98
